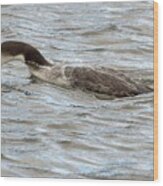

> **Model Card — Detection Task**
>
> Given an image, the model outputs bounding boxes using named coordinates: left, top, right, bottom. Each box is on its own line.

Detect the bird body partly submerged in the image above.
left=1, top=41, right=151, bottom=98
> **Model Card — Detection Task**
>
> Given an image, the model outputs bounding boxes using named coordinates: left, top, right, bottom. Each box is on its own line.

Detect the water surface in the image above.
left=1, top=1, right=154, bottom=180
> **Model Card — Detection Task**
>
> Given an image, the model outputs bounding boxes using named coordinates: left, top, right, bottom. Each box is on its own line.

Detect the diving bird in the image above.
left=1, top=41, right=151, bottom=98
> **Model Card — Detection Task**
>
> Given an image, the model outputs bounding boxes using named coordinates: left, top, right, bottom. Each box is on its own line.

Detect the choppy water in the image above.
left=1, top=1, right=154, bottom=180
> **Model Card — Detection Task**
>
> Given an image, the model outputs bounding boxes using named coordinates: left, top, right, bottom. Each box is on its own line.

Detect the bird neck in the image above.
left=1, top=54, right=25, bottom=65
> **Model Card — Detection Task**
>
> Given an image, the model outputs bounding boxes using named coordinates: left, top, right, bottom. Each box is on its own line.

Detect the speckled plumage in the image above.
left=1, top=41, right=152, bottom=98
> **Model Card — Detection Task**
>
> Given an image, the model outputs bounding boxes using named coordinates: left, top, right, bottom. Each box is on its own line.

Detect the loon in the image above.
left=1, top=41, right=151, bottom=98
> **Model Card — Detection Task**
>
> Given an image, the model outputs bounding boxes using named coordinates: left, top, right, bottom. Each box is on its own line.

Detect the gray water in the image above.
left=1, top=1, right=154, bottom=180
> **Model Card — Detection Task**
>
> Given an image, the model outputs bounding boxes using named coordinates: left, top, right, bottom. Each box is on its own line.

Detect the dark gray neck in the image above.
left=1, top=41, right=52, bottom=67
